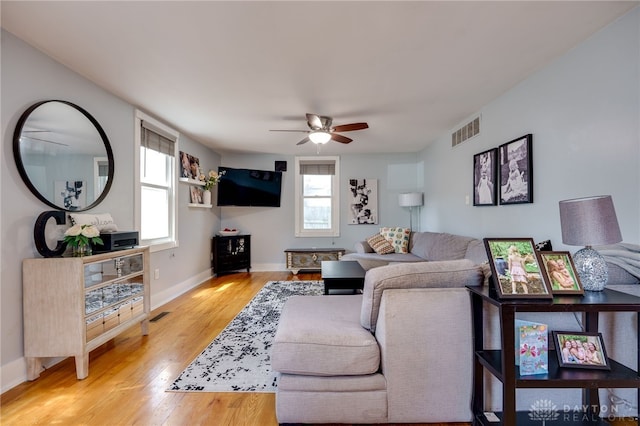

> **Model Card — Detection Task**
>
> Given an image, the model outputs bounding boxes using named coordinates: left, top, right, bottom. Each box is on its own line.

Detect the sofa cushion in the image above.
left=409, top=232, right=475, bottom=261
left=366, top=233, right=396, bottom=255
left=341, top=252, right=425, bottom=271
left=380, top=227, right=411, bottom=253
left=465, top=239, right=489, bottom=264
left=272, top=295, right=380, bottom=376
left=360, top=259, right=484, bottom=331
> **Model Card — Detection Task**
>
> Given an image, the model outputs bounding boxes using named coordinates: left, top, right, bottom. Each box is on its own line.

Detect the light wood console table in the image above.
left=23, top=246, right=150, bottom=380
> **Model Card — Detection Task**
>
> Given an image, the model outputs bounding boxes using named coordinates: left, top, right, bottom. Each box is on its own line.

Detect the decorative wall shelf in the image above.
left=179, top=177, right=204, bottom=186
left=188, top=203, right=212, bottom=208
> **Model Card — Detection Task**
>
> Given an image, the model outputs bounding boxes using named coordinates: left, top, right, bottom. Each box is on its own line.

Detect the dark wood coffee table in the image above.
left=321, top=260, right=366, bottom=295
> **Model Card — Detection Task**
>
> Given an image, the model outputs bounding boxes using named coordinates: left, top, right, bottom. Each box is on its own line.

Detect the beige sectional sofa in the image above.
left=271, top=232, right=639, bottom=424
left=340, top=231, right=488, bottom=270
left=272, top=259, right=484, bottom=423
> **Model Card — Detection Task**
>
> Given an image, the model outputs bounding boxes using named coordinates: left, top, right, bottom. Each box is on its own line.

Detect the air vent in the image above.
left=451, top=116, right=480, bottom=147
left=150, top=312, right=170, bottom=322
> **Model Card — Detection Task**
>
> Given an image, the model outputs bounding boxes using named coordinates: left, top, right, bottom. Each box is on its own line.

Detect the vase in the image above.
left=202, top=189, right=212, bottom=205
left=73, top=244, right=92, bottom=257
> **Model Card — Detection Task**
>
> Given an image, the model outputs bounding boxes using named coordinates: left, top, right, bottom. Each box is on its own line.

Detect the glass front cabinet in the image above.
left=23, top=246, right=150, bottom=380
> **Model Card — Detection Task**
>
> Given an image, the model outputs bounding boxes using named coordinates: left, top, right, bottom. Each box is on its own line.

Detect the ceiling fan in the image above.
left=270, top=113, right=369, bottom=145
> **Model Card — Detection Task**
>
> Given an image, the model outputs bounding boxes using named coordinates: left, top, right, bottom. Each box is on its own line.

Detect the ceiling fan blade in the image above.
left=330, top=133, right=353, bottom=144
left=296, top=136, right=310, bottom=145
left=332, top=122, right=369, bottom=132
left=306, top=113, right=323, bottom=130
left=269, top=129, right=309, bottom=133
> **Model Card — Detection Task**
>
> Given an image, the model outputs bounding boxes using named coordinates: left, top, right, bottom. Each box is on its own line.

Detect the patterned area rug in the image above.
left=168, top=280, right=323, bottom=393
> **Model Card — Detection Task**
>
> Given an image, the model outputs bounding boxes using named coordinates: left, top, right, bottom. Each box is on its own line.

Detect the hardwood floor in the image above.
left=1, top=271, right=634, bottom=425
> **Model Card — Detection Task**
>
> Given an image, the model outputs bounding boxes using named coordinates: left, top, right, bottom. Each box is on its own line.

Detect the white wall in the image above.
left=0, top=31, right=221, bottom=391
left=419, top=8, right=640, bottom=249
left=220, top=152, right=420, bottom=270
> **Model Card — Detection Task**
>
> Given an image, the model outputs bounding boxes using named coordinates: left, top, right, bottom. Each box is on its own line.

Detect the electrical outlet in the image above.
left=154, top=269, right=160, bottom=280
left=465, top=195, right=470, bottom=205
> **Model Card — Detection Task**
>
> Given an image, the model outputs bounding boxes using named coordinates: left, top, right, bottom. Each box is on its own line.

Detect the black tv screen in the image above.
left=217, top=167, right=282, bottom=207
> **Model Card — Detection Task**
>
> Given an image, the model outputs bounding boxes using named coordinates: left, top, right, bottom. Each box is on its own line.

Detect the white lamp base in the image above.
left=573, top=247, right=608, bottom=291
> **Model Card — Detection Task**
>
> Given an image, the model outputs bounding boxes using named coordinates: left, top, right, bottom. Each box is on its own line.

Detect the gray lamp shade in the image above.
left=558, top=195, right=622, bottom=246
left=398, top=192, right=423, bottom=207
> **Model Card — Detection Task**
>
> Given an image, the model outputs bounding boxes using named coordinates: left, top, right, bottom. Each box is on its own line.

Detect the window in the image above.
left=294, top=156, right=340, bottom=237
left=135, top=110, right=178, bottom=251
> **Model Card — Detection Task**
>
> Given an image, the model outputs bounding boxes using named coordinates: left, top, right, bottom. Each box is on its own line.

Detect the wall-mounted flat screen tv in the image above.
left=217, top=166, right=282, bottom=207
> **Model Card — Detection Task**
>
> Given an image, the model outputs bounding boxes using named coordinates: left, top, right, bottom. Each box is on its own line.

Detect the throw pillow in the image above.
left=379, top=227, right=411, bottom=253
left=366, top=233, right=395, bottom=255
left=68, top=213, right=118, bottom=232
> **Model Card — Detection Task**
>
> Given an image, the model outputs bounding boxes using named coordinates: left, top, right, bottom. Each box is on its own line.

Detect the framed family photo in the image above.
left=539, top=251, right=584, bottom=295
left=499, top=134, right=533, bottom=205
left=189, top=186, right=203, bottom=204
left=179, top=151, right=200, bottom=180
left=552, top=331, right=610, bottom=370
left=483, top=238, right=552, bottom=299
left=473, top=148, right=497, bottom=206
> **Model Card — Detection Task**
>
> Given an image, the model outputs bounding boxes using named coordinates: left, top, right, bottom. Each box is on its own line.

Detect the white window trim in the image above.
left=294, top=156, right=340, bottom=237
left=134, top=109, right=179, bottom=252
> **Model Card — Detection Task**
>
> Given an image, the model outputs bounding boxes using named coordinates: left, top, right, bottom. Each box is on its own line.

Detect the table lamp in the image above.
left=558, top=195, right=622, bottom=291
left=398, top=192, right=423, bottom=231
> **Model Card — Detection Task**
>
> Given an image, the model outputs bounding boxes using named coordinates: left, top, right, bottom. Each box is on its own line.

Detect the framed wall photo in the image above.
left=473, top=148, right=497, bottom=206
left=483, top=238, right=552, bottom=299
left=179, top=151, right=200, bottom=180
left=499, top=134, right=532, bottom=205
left=552, top=331, right=610, bottom=370
left=539, top=251, right=584, bottom=295
left=348, top=179, right=378, bottom=224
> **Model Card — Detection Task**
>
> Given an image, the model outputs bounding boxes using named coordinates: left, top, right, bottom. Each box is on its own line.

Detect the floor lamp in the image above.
left=398, top=192, right=423, bottom=231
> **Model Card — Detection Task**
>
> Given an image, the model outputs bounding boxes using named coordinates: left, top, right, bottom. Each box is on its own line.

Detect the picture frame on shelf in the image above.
left=189, top=186, right=203, bottom=204
left=498, top=134, right=533, bottom=205
left=473, top=148, right=497, bottom=206
left=539, top=251, right=584, bottom=295
left=483, top=237, right=552, bottom=299
left=552, top=331, right=610, bottom=370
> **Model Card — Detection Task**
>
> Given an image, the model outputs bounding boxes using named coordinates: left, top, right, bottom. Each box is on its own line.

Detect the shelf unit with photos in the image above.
left=179, top=177, right=212, bottom=208
left=467, top=285, right=640, bottom=425
left=23, top=246, right=150, bottom=380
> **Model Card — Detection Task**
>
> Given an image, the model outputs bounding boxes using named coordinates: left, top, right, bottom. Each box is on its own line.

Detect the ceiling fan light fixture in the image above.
left=309, top=131, right=331, bottom=144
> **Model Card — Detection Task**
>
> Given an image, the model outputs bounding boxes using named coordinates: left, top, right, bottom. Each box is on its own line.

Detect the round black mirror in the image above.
left=13, top=100, right=114, bottom=212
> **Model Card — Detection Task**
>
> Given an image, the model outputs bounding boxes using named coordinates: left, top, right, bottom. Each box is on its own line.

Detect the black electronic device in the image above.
left=92, top=231, right=139, bottom=252
left=217, top=166, right=282, bottom=207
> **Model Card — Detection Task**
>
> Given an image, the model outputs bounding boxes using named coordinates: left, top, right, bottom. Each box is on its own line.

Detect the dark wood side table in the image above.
left=321, top=260, right=366, bottom=295
left=211, top=234, right=251, bottom=276
left=467, top=285, right=640, bottom=425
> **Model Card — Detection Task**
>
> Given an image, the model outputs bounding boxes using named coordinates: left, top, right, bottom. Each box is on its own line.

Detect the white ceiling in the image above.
left=2, top=1, right=637, bottom=156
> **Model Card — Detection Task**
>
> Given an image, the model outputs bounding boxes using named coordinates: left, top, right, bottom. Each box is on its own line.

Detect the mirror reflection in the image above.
left=13, top=100, right=114, bottom=211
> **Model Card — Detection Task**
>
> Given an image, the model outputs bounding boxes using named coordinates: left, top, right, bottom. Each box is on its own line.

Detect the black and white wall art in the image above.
left=348, top=178, right=378, bottom=224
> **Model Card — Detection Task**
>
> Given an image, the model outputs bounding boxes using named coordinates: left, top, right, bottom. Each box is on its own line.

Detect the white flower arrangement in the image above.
left=63, top=224, right=103, bottom=249
left=199, top=169, right=225, bottom=191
